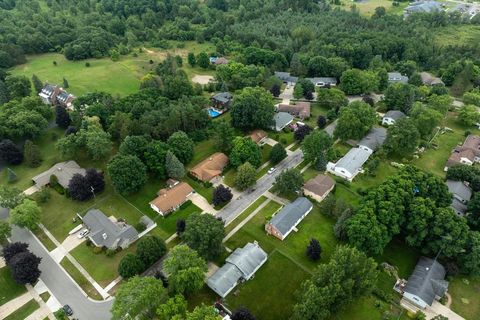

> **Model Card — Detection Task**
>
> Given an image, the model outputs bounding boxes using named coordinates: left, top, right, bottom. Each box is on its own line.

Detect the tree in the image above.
left=0, top=80, right=8, bottom=104
left=427, top=94, right=453, bottom=115
left=293, top=83, right=304, bottom=99
left=23, top=140, right=41, bottom=167
left=410, top=103, right=442, bottom=138
left=186, top=304, right=218, bottom=320
left=118, top=253, right=145, bottom=278
left=230, top=137, right=262, bottom=168
left=232, top=307, right=256, bottom=320
left=274, top=169, right=303, bottom=195
left=235, top=162, right=257, bottom=191
left=157, top=295, right=188, bottom=320
left=306, top=238, right=322, bottom=261
left=270, top=84, right=281, bottom=97
left=62, top=77, right=69, bottom=89
left=166, top=151, right=186, bottom=180
left=163, top=245, right=208, bottom=295
left=0, top=186, right=25, bottom=208
left=212, top=120, right=235, bottom=153
left=182, top=213, right=224, bottom=261
left=119, top=135, right=150, bottom=160
left=315, top=152, right=328, bottom=171
left=2, top=242, right=29, bottom=265
left=294, top=124, right=312, bottom=141
left=197, top=52, right=210, bottom=69
left=213, top=184, right=233, bottom=206
left=269, top=143, right=287, bottom=165
left=231, top=87, right=275, bottom=130
left=188, top=52, right=196, bottom=67
left=334, top=101, right=377, bottom=141
left=316, top=88, right=348, bottom=110
left=144, top=141, right=168, bottom=178
left=82, top=125, right=112, bottom=160
left=9, top=251, right=42, bottom=284
left=384, top=83, right=416, bottom=114
left=340, top=69, right=378, bottom=95
left=108, top=154, right=147, bottom=195
left=0, top=220, right=11, bottom=244
left=85, top=168, right=105, bottom=194
left=167, top=131, right=194, bottom=164
left=31, top=74, right=43, bottom=93
left=136, top=235, right=167, bottom=267
left=5, top=75, right=31, bottom=99
left=384, top=118, right=420, bottom=156
left=458, top=105, right=480, bottom=126
left=459, top=231, right=480, bottom=276
left=463, top=90, right=480, bottom=107
left=10, top=199, right=41, bottom=230
left=0, top=139, right=23, bottom=164
left=176, top=219, right=186, bottom=235
left=112, top=276, right=167, bottom=320
left=317, top=116, right=327, bottom=129
left=68, top=174, right=93, bottom=201
left=301, top=131, right=333, bottom=163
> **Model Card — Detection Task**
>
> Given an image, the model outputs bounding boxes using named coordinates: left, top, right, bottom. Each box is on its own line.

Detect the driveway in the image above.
left=279, top=84, right=294, bottom=104
left=216, top=149, right=303, bottom=225
left=190, top=193, right=217, bottom=214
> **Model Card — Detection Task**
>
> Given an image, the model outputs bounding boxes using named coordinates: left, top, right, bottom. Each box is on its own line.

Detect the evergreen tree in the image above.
left=0, top=79, right=8, bottom=104
left=188, top=52, right=196, bottom=67
left=31, top=74, right=43, bottom=93
left=0, top=140, right=23, bottom=165
left=270, top=84, right=281, bottom=97
left=165, top=151, right=185, bottom=180
left=23, top=140, right=42, bottom=168
left=306, top=238, right=322, bottom=261
left=55, top=105, right=71, bottom=128
left=197, top=52, right=210, bottom=69
left=7, top=168, right=17, bottom=182
left=63, top=77, right=69, bottom=88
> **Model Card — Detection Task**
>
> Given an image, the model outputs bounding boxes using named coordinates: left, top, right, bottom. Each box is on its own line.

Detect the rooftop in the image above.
left=273, top=112, right=294, bottom=131
left=269, top=197, right=313, bottom=236
left=190, top=152, right=229, bottom=182
left=150, top=182, right=193, bottom=215
left=358, top=127, right=387, bottom=152
left=303, top=174, right=335, bottom=198
left=335, top=148, right=371, bottom=174
left=32, top=161, right=86, bottom=189
left=384, top=110, right=406, bottom=120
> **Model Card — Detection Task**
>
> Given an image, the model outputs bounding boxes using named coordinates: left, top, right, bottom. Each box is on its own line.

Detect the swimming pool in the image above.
left=207, top=108, right=221, bottom=118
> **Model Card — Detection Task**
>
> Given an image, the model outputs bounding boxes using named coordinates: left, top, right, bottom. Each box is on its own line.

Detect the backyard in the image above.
left=449, top=276, right=480, bottom=320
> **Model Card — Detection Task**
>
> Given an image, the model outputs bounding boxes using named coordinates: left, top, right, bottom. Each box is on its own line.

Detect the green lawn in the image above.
left=224, top=196, right=268, bottom=234
left=33, top=228, right=57, bottom=251
left=375, top=239, right=420, bottom=279
left=333, top=0, right=408, bottom=16
left=155, top=201, right=202, bottom=237
left=4, top=299, right=39, bottom=320
left=449, top=276, right=480, bottom=320
left=0, top=267, right=27, bottom=307
left=189, top=139, right=217, bottom=168
left=268, top=130, right=295, bottom=147
left=352, top=160, right=399, bottom=192
left=184, top=176, right=214, bottom=204
left=60, top=258, right=103, bottom=300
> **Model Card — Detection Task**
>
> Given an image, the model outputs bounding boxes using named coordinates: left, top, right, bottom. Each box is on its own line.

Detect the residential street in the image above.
left=216, top=148, right=303, bottom=224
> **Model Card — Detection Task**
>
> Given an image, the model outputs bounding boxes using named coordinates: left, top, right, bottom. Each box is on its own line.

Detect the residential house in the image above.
left=214, top=57, right=229, bottom=65
left=211, top=92, right=233, bottom=110
left=358, top=127, right=387, bottom=154
left=32, top=161, right=86, bottom=189
left=277, top=102, right=311, bottom=120
left=303, top=174, right=335, bottom=203
left=265, top=197, right=313, bottom=240
left=388, top=72, right=409, bottom=84
left=149, top=182, right=194, bottom=216
left=307, top=77, right=337, bottom=87
left=38, top=84, right=60, bottom=105
left=273, top=112, right=294, bottom=131
left=420, top=72, right=444, bottom=86
left=446, top=180, right=472, bottom=216
left=249, top=130, right=268, bottom=146
left=207, top=242, right=268, bottom=298
left=404, top=1, right=443, bottom=15
left=402, top=257, right=449, bottom=309
left=382, top=110, right=406, bottom=126
left=190, top=152, right=229, bottom=183
left=81, top=209, right=139, bottom=249
left=327, top=148, right=371, bottom=181
left=274, top=71, right=298, bottom=84
left=445, top=135, right=480, bottom=170
left=56, top=91, right=75, bottom=109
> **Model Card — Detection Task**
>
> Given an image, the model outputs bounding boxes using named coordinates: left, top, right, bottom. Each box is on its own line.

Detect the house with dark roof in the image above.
left=274, top=71, right=298, bottom=84
left=388, top=72, right=409, bottom=84
left=420, top=72, right=444, bottom=86
left=277, top=102, right=311, bottom=120
left=402, top=257, right=449, bottom=309
left=207, top=242, right=267, bottom=298
left=327, top=147, right=371, bottom=181
left=211, top=92, right=233, bottom=110
left=265, top=197, right=313, bottom=240
left=303, top=174, right=335, bottom=203
left=32, top=161, right=86, bottom=189
left=56, top=91, right=75, bottom=109
left=273, top=112, right=294, bottom=131
left=149, top=182, right=194, bottom=216
left=81, top=209, right=139, bottom=249
left=445, top=135, right=480, bottom=171
left=446, top=180, right=472, bottom=216
left=190, top=152, right=229, bottom=183
left=358, top=127, right=387, bottom=154
left=382, top=110, right=406, bottom=126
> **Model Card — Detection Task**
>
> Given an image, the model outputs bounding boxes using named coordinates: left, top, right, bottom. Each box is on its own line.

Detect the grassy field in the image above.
left=0, top=267, right=27, bottom=307
left=4, top=299, right=39, bottom=320
left=332, top=0, right=409, bottom=16
left=60, top=258, right=103, bottom=300
left=449, top=276, right=480, bottom=320
left=434, top=24, right=480, bottom=47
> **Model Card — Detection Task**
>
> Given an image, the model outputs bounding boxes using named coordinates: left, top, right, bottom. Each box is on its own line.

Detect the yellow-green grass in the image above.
left=4, top=299, right=39, bottom=320
left=70, top=242, right=138, bottom=287
left=434, top=24, right=480, bottom=47
left=224, top=196, right=268, bottom=234
left=333, top=0, right=409, bottom=16
left=39, top=291, right=51, bottom=302
left=60, top=258, right=103, bottom=300
left=188, top=139, right=217, bottom=169
left=0, top=267, right=27, bottom=307
left=375, top=239, right=420, bottom=279
left=33, top=228, right=57, bottom=251
left=352, top=160, right=399, bottom=191
left=449, top=276, right=480, bottom=320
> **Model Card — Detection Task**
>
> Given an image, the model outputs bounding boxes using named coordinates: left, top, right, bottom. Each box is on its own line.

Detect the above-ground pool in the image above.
left=207, top=108, right=222, bottom=118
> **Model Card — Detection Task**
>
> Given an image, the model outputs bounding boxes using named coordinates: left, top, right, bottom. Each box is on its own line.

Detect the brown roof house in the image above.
left=190, top=152, right=229, bottom=183
left=277, top=102, right=311, bottom=119
left=38, top=83, right=75, bottom=109
left=249, top=130, right=268, bottom=146
left=420, top=72, right=444, bottom=86
left=445, top=135, right=480, bottom=171
left=303, top=174, right=335, bottom=203
left=149, top=182, right=194, bottom=216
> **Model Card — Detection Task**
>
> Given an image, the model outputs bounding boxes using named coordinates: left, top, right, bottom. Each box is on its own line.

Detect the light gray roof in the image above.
left=384, top=110, right=406, bottom=121
left=32, top=161, right=86, bottom=189
left=388, top=72, right=409, bottom=83
left=358, top=127, right=387, bottom=152
left=446, top=180, right=472, bottom=202
left=82, top=209, right=138, bottom=249
left=420, top=72, right=444, bottom=86
left=212, top=92, right=232, bottom=104
left=207, top=242, right=267, bottom=298
left=269, top=197, right=313, bottom=236
left=307, top=77, right=337, bottom=85
left=335, top=148, right=370, bottom=174
left=273, top=112, right=294, bottom=131
left=404, top=257, right=448, bottom=306
left=405, top=1, right=442, bottom=13
left=451, top=198, right=468, bottom=215
left=274, top=71, right=298, bottom=83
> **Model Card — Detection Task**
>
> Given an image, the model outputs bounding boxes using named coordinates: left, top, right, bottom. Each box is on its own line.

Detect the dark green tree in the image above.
left=274, top=169, right=303, bottom=195
left=230, top=137, right=262, bottom=168
left=269, top=143, right=287, bottom=165
left=231, top=87, right=275, bottom=130
left=234, top=162, right=257, bottom=191
left=182, top=213, right=225, bottom=261
left=107, top=154, right=147, bottom=195
left=31, top=74, right=43, bottom=93
left=167, top=131, right=195, bottom=164
left=334, top=101, right=377, bottom=141
left=118, top=253, right=145, bottom=278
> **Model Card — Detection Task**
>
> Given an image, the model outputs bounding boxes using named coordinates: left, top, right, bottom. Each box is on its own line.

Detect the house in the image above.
left=38, top=84, right=60, bottom=104
left=446, top=180, right=472, bottom=216
left=388, top=72, right=409, bottom=84
left=149, top=182, right=194, bottom=216
left=81, top=209, right=139, bottom=249
left=303, top=174, right=335, bottom=203
left=249, top=129, right=268, bottom=146
left=32, top=161, right=86, bottom=189
left=307, top=77, right=337, bottom=87
left=402, top=257, right=449, bottom=309
left=214, top=57, right=229, bottom=65
left=404, top=1, right=443, bottom=15
left=273, top=112, right=294, bottom=131
left=274, top=71, right=298, bottom=84
left=277, top=102, right=311, bottom=120
left=190, top=152, right=229, bottom=182
left=207, top=242, right=268, bottom=298
left=358, top=127, right=387, bottom=154
left=445, top=135, right=480, bottom=170
left=382, top=110, right=406, bottom=126
left=265, top=197, right=313, bottom=240
left=420, top=72, right=444, bottom=86
left=211, top=92, right=233, bottom=109
left=327, top=148, right=371, bottom=181
left=56, top=91, right=75, bottom=109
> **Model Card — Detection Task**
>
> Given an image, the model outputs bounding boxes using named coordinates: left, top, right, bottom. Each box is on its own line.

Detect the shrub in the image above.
left=85, top=62, right=90, bottom=67
left=106, top=249, right=116, bottom=257
left=135, top=222, right=146, bottom=233
left=92, top=246, right=103, bottom=254
left=35, top=188, right=51, bottom=204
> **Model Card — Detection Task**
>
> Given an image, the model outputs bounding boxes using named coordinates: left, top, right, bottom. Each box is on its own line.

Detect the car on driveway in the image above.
left=268, top=167, right=277, bottom=174
left=77, top=229, right=89, bottom=239
left=63, top=304, right=74, bottom=316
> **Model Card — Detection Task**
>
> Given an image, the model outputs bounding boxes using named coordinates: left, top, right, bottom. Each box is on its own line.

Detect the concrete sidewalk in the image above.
left=0, top=292, right=32, bottom=319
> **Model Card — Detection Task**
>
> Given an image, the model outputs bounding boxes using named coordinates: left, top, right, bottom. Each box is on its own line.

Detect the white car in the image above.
left=78, top=229, right=90, bottom=239
left=268, top=167, right=277, bottom=174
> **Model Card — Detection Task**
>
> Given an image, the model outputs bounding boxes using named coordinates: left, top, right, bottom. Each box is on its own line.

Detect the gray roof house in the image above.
left=446, top=180, right=472, bottom=216
left=32, top=161, right=86, bottom=189
left=308, top=77, right=337, bottom=87
left=403, top=257, right=449, bottom=309
left=327, top=147, right=371, bottom=181
left=358, top=127, right=387, bottom=154
left=388, top=72, right=409, bottom=84
left=404, top=1, right=443, bottom=15
left=382, top=110, right=406, bottom=126
left=81, top=209, right=139, bottom=249
left=274, top=71, right=298, bottom=83
left=211, top=92, right=233, bottom=108
left=273, top=112, right=294, bottom=131
left=207, top=242, right=267, bottom=298
left=265, top=197, right=313, bottom=240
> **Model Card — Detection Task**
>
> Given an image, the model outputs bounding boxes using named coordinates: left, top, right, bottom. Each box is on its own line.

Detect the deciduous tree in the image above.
left=269, top=143, right=287, bottom=165
left=5, top=75, right=31, bottom=99
left=231, top=87, right=275, bottom=130
left=274, top=169, right=303, bottom=195
left=294, top=124, right=312, bottom=141
left=10, top=199, right=41, bottom=230
left=384, top=83, right=416, bottom=114
left=212, top=120, right=235, bottom=154
left=23, top=140, right=41, bottom=167
left=2, top=242, right=29, bottom=265
left=118, top=253, right=145, bottom=278
left=108, top=154, right=147, bottom=195
left=0, top=186, right=25, bottom=208
left=232, top=307, right=256, bottom=320
left=458, top=104, right=480, bottom=126
left=9, top=251, right=42, bottom=284
left=182, top=213, right=224, bottom=261
left=213, top=184, right=233, bottom=206
left=167, top=131, right=194, bottom=164
left=0, top=220, right=11, bottom=243
left=384, top=118, right=420, bottom=156
left=234, top=162, right=257, bottom=191
left=230, top=137, right=262, bottom=168
left=334, top=101, right=376, bottom=141
left=197, top=52, right=210, bottom=69
left=144, top=141, right=168, bottom=178
left=301, top=130, right=333, bottom=163
left=136, top=235, right=167, bottom=267
left=0, top=139, right=23, bottom=164
left=68, top=174, right=93, bottom=201
left=157, top=295, right=188, bottom=320
left=316, top=88, right=348, bottom=110
left=317, top=116, right=327, bottom=129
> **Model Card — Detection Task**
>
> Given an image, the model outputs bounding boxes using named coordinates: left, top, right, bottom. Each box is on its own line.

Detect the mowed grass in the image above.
left=449, top=276, right=480, bottom=320
left=224, top=196, right=268, bottom=234
left=0, top=267, right=27, bottom=307
left=60, top=258, right=103, bottom=300
left=4, top=299, right=39, bottom=320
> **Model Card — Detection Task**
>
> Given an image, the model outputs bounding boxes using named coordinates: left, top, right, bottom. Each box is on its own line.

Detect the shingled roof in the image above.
left=190, top=152, right=229, bottom=182
left=32, top=161, right=86, bottom=189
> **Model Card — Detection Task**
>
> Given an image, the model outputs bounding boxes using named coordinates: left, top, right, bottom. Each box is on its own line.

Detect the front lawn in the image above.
left=155, top=201, right=202, bottom=237
left=449, top=276, right=480, bottom=320
left=0, top=267, right=27, bottom=307
left=4, top=299, right=39, bottom=320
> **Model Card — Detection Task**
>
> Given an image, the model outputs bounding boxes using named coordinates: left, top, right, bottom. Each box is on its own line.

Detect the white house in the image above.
left=382, top=110, right=406, bottom=126
left=327, top=148, right=370, bottom=181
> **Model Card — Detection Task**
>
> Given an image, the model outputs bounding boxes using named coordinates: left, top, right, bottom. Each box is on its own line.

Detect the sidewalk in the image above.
left=223, top=199, right=271, bottom=243
left=0, top=292, right=32, bottom=319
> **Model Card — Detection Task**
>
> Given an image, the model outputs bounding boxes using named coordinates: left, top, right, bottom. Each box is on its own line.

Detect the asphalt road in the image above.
left=10, top=225, right=113, bottom=320
left=216, top=148, right=303, bottom=224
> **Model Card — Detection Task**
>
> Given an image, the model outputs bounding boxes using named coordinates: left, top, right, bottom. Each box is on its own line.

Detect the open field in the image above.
left=434, top=24, right=480, bottom=47
left=0, top=267, right=27, bottom=307
left=333, top=0, right=409, bottom=16
left=60, top=258, right=103, bottom=300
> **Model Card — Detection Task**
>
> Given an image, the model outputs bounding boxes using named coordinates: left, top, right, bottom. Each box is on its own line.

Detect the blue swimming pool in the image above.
left=207, top=108, right=221, bottom=118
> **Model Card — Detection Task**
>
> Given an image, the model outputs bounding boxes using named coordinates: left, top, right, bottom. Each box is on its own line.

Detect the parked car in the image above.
left=268, top=167, right=277, bottom=174
left=77, top=229, right=89, bottom=239
left=63, top=305, right=73, bottom=316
